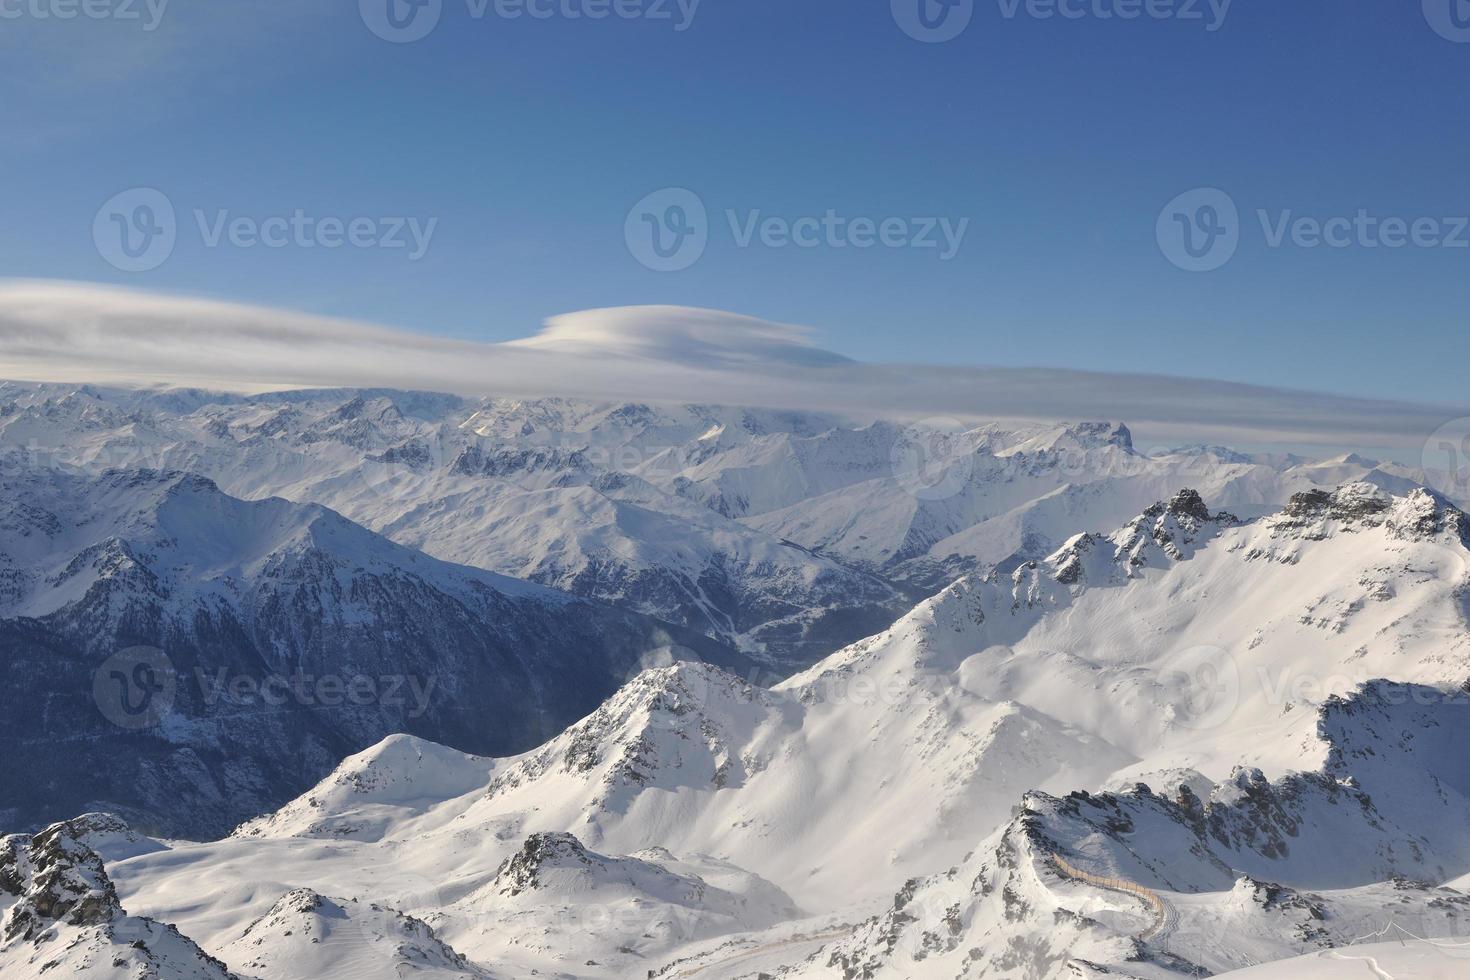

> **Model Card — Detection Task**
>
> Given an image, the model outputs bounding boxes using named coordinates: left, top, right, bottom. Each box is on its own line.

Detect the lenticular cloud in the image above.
left=0, top=278, right=1461, bottom=455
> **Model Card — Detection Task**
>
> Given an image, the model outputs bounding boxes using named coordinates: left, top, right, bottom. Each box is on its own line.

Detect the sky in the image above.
left=2, top=0, right=1469, bottom=408
left=1, top=283, right=1463, bottom=465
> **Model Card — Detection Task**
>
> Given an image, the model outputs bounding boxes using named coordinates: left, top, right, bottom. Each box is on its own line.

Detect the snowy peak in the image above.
left=1106, top=487, right=1237, bottom=570
left=491, top=833, right=595, bottom=897
left=1162, top=486, right=1211, bottom=523
left=1387, top=486, right=1470, bottom=544
left=792, top=487, right=1244, bottom=675
left=898, top=487, right=1236, bottom=603
left=484, top=662, right=790, bottom=816
left=1076, top=420, right=1134, bottom=452
left=478, top=830, right=796, bottom=922
left=2, top=821, right=121, bottom=942
left=419, top=829, right=797, bottom=977
left=224, top=888, right=491, bottom=979
left=1280, top=482, right=1391, bottom=526
left=483, top=830, right=750, bottom=906
left=1, top=820, right=236, bottom=980
left=559, top=661, right=778, bottom=757
left=998, top=420, right=1135, bottom=456
left=1043, top=482, right=1467, bottom=590
left=41, top=813, right=163, bottom=864
left=233, top=735, right=494, bottom=841
left=0, top=464, right=543, bottom=622
left=1272, top=481, right=1470, bottom=546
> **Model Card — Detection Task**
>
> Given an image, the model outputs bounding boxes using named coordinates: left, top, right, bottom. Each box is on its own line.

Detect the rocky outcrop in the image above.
left=1275, top=483, right=1470, bottom=547
left=1047, top=489, right=1236, bottom=586
left=492, top=833, right=593, bottom=897
left=0, top=819, right=238, bottom=979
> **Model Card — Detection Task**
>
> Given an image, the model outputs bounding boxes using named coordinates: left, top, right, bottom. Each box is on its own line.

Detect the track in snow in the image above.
left=666, top=928, right=852, bottom=978
left=1050, top=853, right=1175, bottom=942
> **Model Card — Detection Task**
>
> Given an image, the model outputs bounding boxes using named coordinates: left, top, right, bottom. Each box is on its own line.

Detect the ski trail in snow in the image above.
left=1049, top=853, right=1174, bottom=942
left=1326, top=950, right=1396, bottom=980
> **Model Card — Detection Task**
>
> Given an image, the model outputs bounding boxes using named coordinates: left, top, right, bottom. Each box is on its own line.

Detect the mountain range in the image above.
left=4, top=380, right=1470, bottom=978
left=0, top=461, right=743, bottom=839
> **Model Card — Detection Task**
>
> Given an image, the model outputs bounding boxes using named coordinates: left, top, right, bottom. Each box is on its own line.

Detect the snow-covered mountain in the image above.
left=40, top=480, right=1470, bottom=978
left=0, top=461, right=745, bottom=839
left=0, top=815, right=237, bottom=980
left=813, top=679, right=1470, bottom=978
left=0, top=382, right=1441, bottom=674
left=0, top=386, right=913, bottom=671
left=9, top=379, right=1470, bottom=978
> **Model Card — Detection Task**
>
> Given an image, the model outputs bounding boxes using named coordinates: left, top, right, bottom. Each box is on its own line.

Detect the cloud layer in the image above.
left=0, top=279, right=1461, bottom=459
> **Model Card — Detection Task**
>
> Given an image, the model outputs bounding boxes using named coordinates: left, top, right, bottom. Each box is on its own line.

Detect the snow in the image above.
left=7, top=382, right=1470, bottom=978
left=5, top=384, right=1442, bottom=671
left=1219, top=940, right=1470, bottom=978
left=69, top=480, right=1470, bottom=977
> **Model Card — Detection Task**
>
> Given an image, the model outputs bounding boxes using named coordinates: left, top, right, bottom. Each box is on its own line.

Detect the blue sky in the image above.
left=3, top=0, right=1468, bottom=405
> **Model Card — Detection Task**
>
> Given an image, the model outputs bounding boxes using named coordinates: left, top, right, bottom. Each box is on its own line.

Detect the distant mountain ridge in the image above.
left=0, top=383, right=1442, bottom=673
left=0, top=463, right=745, bottom=838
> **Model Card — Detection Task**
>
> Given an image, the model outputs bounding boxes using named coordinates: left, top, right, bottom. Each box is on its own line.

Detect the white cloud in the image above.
left=509, top=306, right=852, bottom=369
left=0, top=279, right=1461, bottom=459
